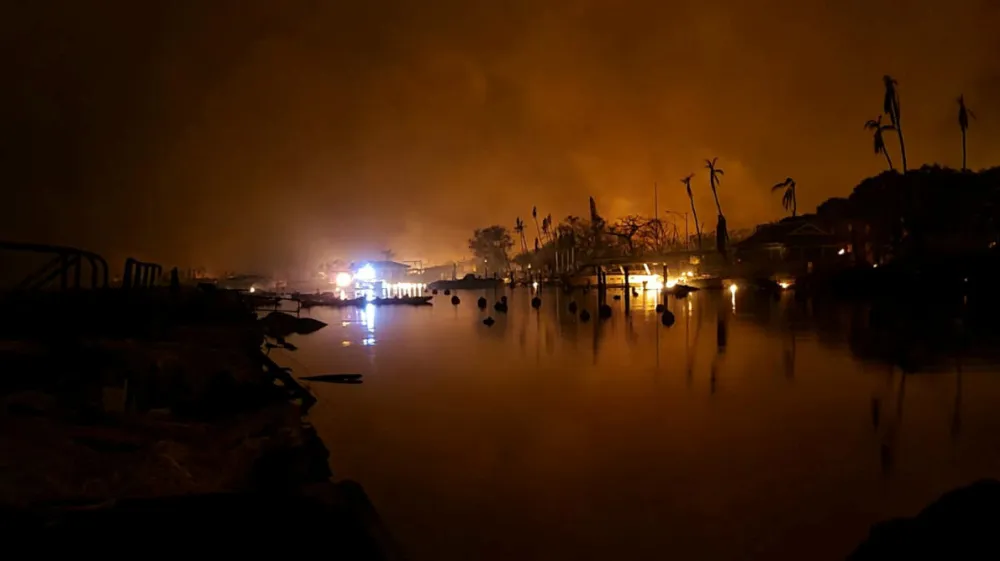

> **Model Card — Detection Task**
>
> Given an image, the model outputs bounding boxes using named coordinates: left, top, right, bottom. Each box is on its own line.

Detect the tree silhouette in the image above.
left=705, top=158, right=728, bottom=254
left=882, top=75, right=907, bottom=172
left=865, top=115, right=896, bottom=171
left=681, top=173, right=702, bottom=249
left=705, top=158, right=725, bottom=215
left=469, top=226, right=513, bottom=269
left=608, top=216, right=647, bottom=255
left=514, top=217, right=528, bottom=254
left=772, top=177, right=797, bottom=217
left=531, top=206, right=542, bottom=249
left=958, top=94, right=976, bottom=171
left=541, top=214, right=552, bottom=243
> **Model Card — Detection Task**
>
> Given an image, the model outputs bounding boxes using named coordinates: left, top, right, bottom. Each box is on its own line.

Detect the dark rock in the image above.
left=477, top=297, right=487, bottom=309
left=432, top=289, right=438, bottom=295
left=483, top=316, right=495, bottom=327
left=579, top=309, right=591, bottom=322
left=599, top=304, right=612, bottom=319
left=568, top=301, right=578, bottom=314
left=531, top=297, right=542, bottom=309
left=849, top=479, right=1000, bottom=560
left=494, top=302, right=507, bottom=313
left=450, top=295, right=460, bottom=305
left=612, top=294, right=621, bottom=301
left=655, top=304, right=665, bottom=313
left=443, top=289, right=451, bottom=295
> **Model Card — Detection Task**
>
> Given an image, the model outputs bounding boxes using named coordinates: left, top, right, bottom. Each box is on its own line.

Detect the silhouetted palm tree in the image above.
left=705, top=158, right=725, bottom=215
left=531, top=206, right=542, bottom=249
left=882, top=75, right=907, bottom=172
left=772, top=177, right=797, bottom=217
left=864, top=115, right=896, bottom=171
left=681, top=174, right=702, bottom=248
left=541, top=214, right=552, bottom=243
left=958, top=94, right=976, bottom=171
left=704, top=158, right=727, bottom=254
left=514, top=217, right=528, bottom=254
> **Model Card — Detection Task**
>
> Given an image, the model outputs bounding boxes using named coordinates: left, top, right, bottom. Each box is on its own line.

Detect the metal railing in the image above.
left=0, top=241, right=109, bottom=290
left=122, top=258, right=162, bottom=289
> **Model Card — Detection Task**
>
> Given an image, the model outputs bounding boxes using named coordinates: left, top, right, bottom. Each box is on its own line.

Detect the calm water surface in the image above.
left=276, top=288, right=1000, bottom=561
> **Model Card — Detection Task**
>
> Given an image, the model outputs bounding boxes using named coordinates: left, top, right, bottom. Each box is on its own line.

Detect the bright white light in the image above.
left=249, top=286, right=256, bottom=293
left=873, top=264, right=878, bottom=268
left=838, top=248, right=846, bottom=255
left=335, top=272, right=353, bottom=287
left=779, top=281, right=791, bottom=289
left=532, top=281, right=539, bottom=289
left=729, top=284, right=738, bottom=295
left=356, top=264, right=376, bottom=281
left=665, top=278, right=677, bottom=289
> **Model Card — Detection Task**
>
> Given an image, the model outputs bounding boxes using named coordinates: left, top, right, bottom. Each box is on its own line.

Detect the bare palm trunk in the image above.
left=792, top=195, right=797, bottom=218
left=710, top=186, right=723, bottom=216
left=688, top=196, right=702, bottom=249
left=896, top=125, right=908, bottom=172
left=962, top=129, right=967, bottom=171
left=533, top=219, right=541, bottom=249
left=883, top=150, right=894, bottom=171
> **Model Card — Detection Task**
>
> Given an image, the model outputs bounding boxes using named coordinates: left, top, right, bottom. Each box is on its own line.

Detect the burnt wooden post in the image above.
left=623, top=265, right=630, bottom=316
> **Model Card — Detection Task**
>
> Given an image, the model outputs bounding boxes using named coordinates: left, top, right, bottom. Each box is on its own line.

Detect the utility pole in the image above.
left=653, top=182, right=660, bottom=250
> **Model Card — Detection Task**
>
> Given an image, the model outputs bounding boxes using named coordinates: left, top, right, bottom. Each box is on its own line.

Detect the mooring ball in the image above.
left=451, top=295, right=460, bottom=305
left=655, top=304, right=665, bottom=313
left=579, top=309, right=591, bottom=322
left=599, top=304, right=612, bottom=318
left=661, top=310, right=676, bottom=326
left=531, top=297, right=542, bottom=308
left=444, top=289, right=451, bottom=295
left=477, top=296, right=487, bottom=309
left=431, top=289, right=438, bottom=295
left=568, top=301, right=578, bottom=313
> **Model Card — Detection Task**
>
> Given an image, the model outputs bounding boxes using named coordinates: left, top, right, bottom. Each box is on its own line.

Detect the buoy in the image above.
left=568, top=301, right=578, bottom=313
left=477, top=296, right=487, bottom=309
left=451, top=295, right=460, bottom=305
left=661, top=310, right=675, bottom=326
left=483, top=316, right=495, bottom=326
left=579, top=309, right=591, bottom=321
left=655, top=303, right=664, bottom=313
left=494, top=301, right=508, bottom=313
left=599, top=304, right=612, bottom=318
left=612, top=294, right=621, bottom=301
left=431, top=289, right=438, bottom=295
left=531, top=296, right=542, bottom=309
left=444, top=289, right=451, bottom=295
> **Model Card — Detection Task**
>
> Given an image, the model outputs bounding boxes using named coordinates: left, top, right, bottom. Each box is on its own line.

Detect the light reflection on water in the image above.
left=280, top=287, right=1000, bottom=561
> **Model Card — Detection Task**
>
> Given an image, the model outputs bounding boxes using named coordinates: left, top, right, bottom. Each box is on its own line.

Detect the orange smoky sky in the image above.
left=3, top=0, right=999, bottom=274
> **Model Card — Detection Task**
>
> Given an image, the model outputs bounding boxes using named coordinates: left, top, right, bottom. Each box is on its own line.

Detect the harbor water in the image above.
left=276, top=287, right=1000, bottom=561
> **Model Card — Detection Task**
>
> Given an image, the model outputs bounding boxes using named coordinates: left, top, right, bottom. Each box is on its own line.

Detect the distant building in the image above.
left=352, top=260, right=411, bottom=283
left=734, top=216, right=850, bottom=276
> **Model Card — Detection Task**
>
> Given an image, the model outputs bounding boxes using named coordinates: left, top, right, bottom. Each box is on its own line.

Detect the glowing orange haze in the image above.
left=3, top=0, right=999, bottom=274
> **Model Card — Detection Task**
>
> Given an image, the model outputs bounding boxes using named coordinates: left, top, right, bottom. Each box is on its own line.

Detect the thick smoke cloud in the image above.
left=3, top=0, right=999, bottom=274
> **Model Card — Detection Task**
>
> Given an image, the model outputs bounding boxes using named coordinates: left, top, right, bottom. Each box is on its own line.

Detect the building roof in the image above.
left=355, top=260, right=410, bottom=270
left=735, top=217, right=841, bottom=250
